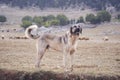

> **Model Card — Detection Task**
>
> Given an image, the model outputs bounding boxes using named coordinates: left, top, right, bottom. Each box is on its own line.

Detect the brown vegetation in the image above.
left=0, top=69, right=119, bottom=80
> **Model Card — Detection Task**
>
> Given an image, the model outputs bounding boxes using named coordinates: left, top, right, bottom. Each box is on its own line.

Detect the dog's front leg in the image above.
left=70, top=50, right=75, bottom=71
left=70, top=53, right=74, bottom=71
left=35, top=49, right=45, bottom=68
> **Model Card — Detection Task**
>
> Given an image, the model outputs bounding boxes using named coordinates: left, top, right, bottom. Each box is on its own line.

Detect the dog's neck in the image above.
left=70, top=35, right=79, bottom=45
left=62, top=32, right=79, bottom=46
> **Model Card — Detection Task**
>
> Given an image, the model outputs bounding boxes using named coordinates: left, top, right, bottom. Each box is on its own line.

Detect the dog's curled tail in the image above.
left=25, top=25, right=40, bottom=39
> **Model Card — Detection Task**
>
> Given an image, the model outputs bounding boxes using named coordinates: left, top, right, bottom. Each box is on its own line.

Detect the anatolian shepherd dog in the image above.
left=25, top=24, right=82, bottom=71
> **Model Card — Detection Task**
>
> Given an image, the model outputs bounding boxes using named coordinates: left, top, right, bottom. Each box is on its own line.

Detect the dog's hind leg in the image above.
left=63, top=51, right=67, bottom=69
left=63, top=48, right=69, bottom=72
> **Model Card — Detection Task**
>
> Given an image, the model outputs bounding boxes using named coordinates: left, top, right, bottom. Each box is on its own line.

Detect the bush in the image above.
left=56, top=14, right=69, bottom=26
left=85, top=11, right=111, bottom=24
left=97, top=10, right=111, bottom=22
left=42, top=15, right=57, bottom=27
left=21, top=20, right=32, bottom=29
left=77, top=16, right=84, bottom=23
left=50, top=19, right=60, bottom=26
left=21, top=16, right=33, bottom=29
left=86, top=13, right=95, bottom=22
left=0, top=15, right=7, bottom=23
left=22, top=16, right=32, bottom=22
left=90, top=16, right=100, bottom=24
left=46, top=15, right=56, bottom=21
left=44, top=21, right=51, bottom=27
left=33, top=16, right=43, bottom=26
left=44, top=19, right=60, bottom=27
left=21, top=14, right=69, bottom=28
left=85, top=13, right=100, bottom=24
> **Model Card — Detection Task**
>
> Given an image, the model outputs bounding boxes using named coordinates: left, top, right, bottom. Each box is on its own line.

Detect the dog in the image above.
left=25, top=24, right=82, bottom=71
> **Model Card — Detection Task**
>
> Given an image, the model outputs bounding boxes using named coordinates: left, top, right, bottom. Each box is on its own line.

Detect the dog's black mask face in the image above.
left=70, top=25, right=82, bottom=36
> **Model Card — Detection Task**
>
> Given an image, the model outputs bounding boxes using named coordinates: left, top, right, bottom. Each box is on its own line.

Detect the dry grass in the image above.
left=0, top=38, right=120, bottom=75
left=0, top=23, right=120, bottom=79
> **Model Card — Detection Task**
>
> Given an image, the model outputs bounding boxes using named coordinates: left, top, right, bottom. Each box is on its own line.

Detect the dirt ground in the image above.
left=0, top=23, right=120, bottom=80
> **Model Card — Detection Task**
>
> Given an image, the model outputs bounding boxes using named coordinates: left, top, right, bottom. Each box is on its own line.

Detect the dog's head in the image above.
left=70, top=25, right=82, bottom=36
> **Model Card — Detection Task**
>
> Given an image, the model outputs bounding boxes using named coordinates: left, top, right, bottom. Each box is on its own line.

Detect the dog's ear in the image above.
left=78, top=25, right=82, bottom=34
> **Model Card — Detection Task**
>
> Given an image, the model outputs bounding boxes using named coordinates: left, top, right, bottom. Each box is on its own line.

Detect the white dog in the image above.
left=25, top=24, right=82, bottom=71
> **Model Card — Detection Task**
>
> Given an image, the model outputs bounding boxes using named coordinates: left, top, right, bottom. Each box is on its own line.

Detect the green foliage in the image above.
left=21, top=16, right=32, bottom=29
left=46, top=15, right=56, bottom=21
left=22, top=16, right=32, bottom=22
left=85, top=11, right=111, bottom=24
left=97, top=10, right=111, bottom=22
left=41, top=15, right=57, bottom=27
left=0, top=15, right=7, bottom=23
left=85, top=13, right=100, bottom=24
left=86, top=14, right=95, bottom=22
left=49, top=19, right=60, bottom=26
left=90, top=16, right=100, bottom=24
left=56, top=14, right=69, bottom=26
left=33, top=16, right=43, bottom=26
left=44, top=21, right=51, bottom=27
left=21, top=20, right=32, bottom=29
left=42, top=14, right=68, bottom=27
left=42, top=16, right=47, bottom=22
left=77, top=16, right=84, bottom=23
left=21, top=14, right=68, bottom=28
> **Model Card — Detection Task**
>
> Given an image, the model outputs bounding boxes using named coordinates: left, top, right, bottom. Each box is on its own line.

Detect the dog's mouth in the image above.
left=73, top=28, right=80, bottom=36
left=76, top=32, right=80, bottom=35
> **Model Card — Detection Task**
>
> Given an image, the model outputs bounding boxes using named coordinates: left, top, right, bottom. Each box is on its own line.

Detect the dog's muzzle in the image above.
left=74, top=28, right=80, bottom=35
left=76, top=32, right=80, bottom=35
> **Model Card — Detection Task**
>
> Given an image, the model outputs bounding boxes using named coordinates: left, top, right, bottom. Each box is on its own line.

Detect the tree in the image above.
left=0, top=15, right=7, bottom=24
left=77, top=16, right=84, bottom=23
left=97, top=10, right=111, bottom=22
left=56, top=14, right=69, bottom=26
